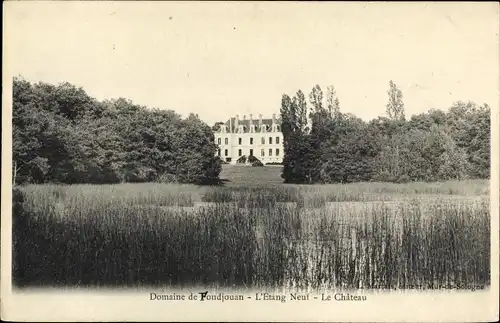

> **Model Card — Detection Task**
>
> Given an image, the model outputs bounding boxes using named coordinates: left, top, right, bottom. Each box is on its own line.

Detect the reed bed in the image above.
left=12, top=181, right=490, bottom=291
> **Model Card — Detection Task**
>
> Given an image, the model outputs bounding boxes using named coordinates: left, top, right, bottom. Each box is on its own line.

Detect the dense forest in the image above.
left=12, top=77, right=222, bottom=185
left=280, top=81, right=491, bottom=184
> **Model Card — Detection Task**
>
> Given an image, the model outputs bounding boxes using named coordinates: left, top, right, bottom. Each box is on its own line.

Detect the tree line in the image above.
left=12, top=77, right=222, bottom=185
left=280, top=81, right=490, bottom=184
left=12, top=77, right=490, bottom=186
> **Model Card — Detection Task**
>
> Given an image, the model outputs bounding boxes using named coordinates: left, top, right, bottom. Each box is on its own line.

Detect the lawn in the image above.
left=219, top=164, right=284, bottom=186
left=12, top=165, right=490, bottom=291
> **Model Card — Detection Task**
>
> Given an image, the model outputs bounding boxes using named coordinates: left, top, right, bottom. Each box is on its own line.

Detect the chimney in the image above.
left=235, top=114, right=239, bottom=133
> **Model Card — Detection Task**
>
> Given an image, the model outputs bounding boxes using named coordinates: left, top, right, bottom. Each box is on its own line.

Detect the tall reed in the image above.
left=12, top=183, right=490, bottom=290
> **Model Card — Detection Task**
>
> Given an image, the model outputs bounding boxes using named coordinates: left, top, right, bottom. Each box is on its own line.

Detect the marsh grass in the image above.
left=12, top=181, right=490, bottom=291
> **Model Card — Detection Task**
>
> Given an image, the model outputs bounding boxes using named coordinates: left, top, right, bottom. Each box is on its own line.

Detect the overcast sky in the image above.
left=5, top=2, right=499, bottom=125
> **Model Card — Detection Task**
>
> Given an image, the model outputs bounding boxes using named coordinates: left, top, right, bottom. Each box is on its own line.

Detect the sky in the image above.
left=4, top=2, right=499, bottom=126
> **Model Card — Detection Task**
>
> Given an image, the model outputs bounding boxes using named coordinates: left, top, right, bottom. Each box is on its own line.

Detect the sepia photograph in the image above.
left=2, top=1, right=499, bottom=322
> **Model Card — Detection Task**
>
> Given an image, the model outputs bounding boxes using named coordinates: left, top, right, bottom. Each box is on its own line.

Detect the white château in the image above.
left=214, top=114, right=284, bottom=165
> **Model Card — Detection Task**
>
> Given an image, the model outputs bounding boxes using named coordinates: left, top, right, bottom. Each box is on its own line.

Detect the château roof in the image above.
left=222, top=117, right=281, bottom=133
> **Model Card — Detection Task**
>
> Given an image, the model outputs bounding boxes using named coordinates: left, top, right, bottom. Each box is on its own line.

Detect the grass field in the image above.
left=219, top=164, right=285, bottom=186
left=12, top=165, right=491, bottom=291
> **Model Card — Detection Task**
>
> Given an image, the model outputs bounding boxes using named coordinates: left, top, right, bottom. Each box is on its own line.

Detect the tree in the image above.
left=446, top=101, right=490, bottom=178
left=386, top=80, right=405, bottom=121
left=295, top=90, right=308, bottom=132
left=319, top=113, right=375, bottom=183
left=280, top=92, right=314, bottom=184
left=326, top=85, right=340, bottom=118
left=372, top=125, right=470, bottom=182
left=307, top=85, right=333, bottom=183
left=279, top=81, right=488, bottom=185
left=12, top=77, right=222, bottom=185
left=280, top=94, right=295, bottom=182
left=13, top=78, right=72, bottom=184
left=212, top=122, right=225, bottom=132
left=308, top=84, right=324, bottom=117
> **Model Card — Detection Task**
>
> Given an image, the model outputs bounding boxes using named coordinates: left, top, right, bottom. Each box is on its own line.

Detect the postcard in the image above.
left=2, top=1, right=499, bottom=322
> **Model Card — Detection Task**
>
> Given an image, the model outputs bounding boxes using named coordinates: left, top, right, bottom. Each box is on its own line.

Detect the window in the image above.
left=217, top=138, right=221, bottom=145
left=250, top=149, right=253, bottom=156
left=269, top=149, right=272, bottom=156
left=250, top=138, right=253, bottom=145
left=269, top=137, right=272, bottom=145
left=225, top=138, right=228, bottom=145
left=238, top=149, right=242, bottom=157
left=225, top=149, right=228, bottom=156
left=261, top=137, right=265, bottom=145
left=276, top=149, right=279, bottom=156
left=276, top=137, right=280, bottom=144
left=238, top=138, right=242, bottom=145
left=261, top=149, right=265, bottom=157
left=217, top=149, right=221, bottom=156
